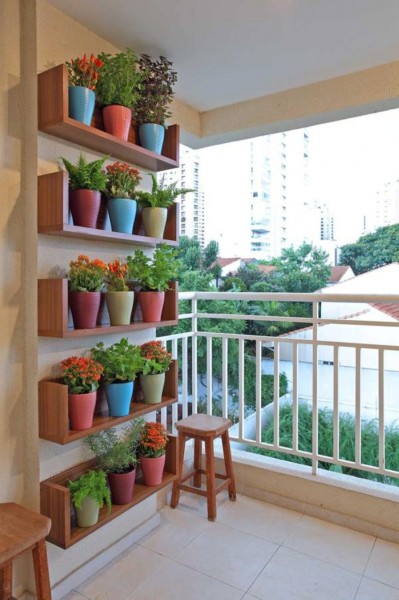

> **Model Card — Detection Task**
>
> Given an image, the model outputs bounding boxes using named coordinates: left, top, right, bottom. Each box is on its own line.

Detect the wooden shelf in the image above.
left=38, top=279, right=178, bottom=338
left=40, top=436, right=178, bottom=549
left=38, top=171, right=179, bottom=247
left=39, top=361, right=178, bottom=444
left=38, top=65, right=179, bottom=172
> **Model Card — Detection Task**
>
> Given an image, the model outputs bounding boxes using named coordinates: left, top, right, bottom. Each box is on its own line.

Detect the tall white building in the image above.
left=161, top=146, right=205, bottom=247
left=374, top=179, right=399, bottom=228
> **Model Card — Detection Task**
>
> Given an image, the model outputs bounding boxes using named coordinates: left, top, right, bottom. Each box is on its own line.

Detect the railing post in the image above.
left=192, top=293, right=198, bottom=414
left=312, top=300, right=319, bottom=476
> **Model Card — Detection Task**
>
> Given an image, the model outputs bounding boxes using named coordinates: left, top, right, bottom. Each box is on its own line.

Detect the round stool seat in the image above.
left=175, top=414, right=231, bottom=437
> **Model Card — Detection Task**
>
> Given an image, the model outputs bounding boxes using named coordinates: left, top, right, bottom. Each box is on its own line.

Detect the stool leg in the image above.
left=32, top=539, right=52, bottom=600
left=205, top=437, right=216, bottom=521
left=193, top=437, right=202, bottom=488
left=171, top=431, right=186, bottom=509
left=222, top=431, right=237, bottom=501
left=0, top=562, right=13, bottom=600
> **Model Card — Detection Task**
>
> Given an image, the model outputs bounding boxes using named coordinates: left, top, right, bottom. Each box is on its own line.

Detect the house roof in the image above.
left=370, top=304, right=399, bottom=321
left=327, top=266, right=353, bottom=283
left=213, top=258, right=242, bottom=269
left=258, top=265, right=276, bottom=275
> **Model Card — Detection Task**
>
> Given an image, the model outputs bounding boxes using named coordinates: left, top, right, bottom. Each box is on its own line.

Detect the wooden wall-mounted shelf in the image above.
left=38, top=65, right=179, bottom=172
left=38, top=279, right=178, bottom=338
left=39, top=361, right=178, bottom=444
left=38, top=171, right=179, bottom=247
left=40, top=436, right=178, bottom=549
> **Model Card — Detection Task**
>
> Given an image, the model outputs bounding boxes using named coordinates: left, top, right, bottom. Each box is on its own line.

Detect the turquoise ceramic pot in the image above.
left=108, top=198, right=137, bottom=234
left=139, top=124, right=165, bottom=154
left=105, top=381, right=134, bottom=417
left=68, top=86, right=95, bottom=126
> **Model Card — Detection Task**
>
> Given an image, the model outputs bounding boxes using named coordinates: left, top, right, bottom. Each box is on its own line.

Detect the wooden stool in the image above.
left=170, top=414, right=236, bottom=521
left=0, top=503, right=52, bottom=600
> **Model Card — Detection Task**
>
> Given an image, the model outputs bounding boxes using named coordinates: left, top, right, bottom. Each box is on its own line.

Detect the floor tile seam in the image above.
left=361, top=536, right=377, bottom=576
left=124, top=556, right=173, bottom=600
left=136, top=518, right=212, bottom=557
left=280, top=542, right=368, bottom=577
left=166, top=555, right=249, bottom=593
left=241, top=539, right=281, bottom=595
left=70, top=592, right=91, bottom=600
left=217, top=518, right=294, bottom=546
left=361, top=572, right=399, bottom=592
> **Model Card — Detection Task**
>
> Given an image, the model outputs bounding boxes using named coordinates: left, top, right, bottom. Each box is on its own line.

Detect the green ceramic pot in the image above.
left=140, top=372, right=165, bottom=404
left=105, top=291, right=134, bottom=326
left=74, top=496, right=100, bottom=528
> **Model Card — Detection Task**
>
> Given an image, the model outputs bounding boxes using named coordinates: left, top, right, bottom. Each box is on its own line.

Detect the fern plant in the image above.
left=136, top=174, right=194, bottom=208
left=96, top=49, right=142, bottom=108
left=60, top=153, right=108, bottom=191
left=68, top=469, right=111, bottom=511
left=85, top=421, right=144, bottom=474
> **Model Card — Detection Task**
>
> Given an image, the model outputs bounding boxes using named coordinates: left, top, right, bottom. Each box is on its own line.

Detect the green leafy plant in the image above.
left=138, top=421, right=168, bottom=457
left=135, top=54, right=177, bottom=126
left=68, top=469, right=111, bottom=511
left=136, top=174, right=193, bottom=208
left=127, top=244, right=179, bottom=292
left=60, top=153, right=108, bottom=191
left=104, top=161, right=142, bottom=199
left=68, top=254, right=107, bottom=292
left=91, top=338, right=144, bottom=383
left=60, top=356, right=103, bottom=394
left=96, top=49, right=142, bottom=108
left=85, top=421, right=144, bottom=473
left=140, top=341, right=173, bottom=374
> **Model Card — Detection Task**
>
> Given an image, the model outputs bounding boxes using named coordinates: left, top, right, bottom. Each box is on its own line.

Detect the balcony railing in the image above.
left=157, top=291, right=399, bottom=487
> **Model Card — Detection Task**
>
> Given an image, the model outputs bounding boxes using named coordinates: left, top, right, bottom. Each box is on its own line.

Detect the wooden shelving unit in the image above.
left=39, top=361, right=178, bottom=444
left=40, top=436, right=178, bottom=549
left=38, top=279, right=178, bottom=338
left=38, top=171, right=179, bottom=247
left=38, top=65, right=179, bottom=172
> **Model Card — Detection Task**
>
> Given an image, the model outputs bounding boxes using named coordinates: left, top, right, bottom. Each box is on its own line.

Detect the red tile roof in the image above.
left=370, top=303, right=399, bottom=321
left=327, top=266, right=352, bottom=283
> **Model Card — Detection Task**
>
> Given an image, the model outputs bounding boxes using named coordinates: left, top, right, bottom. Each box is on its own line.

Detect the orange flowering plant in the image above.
left=140, top=341, right=172, bottom=375
left=138, top=422, right=168, bottom=458
left=66, top=53, right=104, bottom=90
left=104, top=162, right=142, bottom=199
left=61, top=356, right=104, bottom=394
left=68, top=254, right=107, bottom=292
left=106, top=260, right=129, bottom=292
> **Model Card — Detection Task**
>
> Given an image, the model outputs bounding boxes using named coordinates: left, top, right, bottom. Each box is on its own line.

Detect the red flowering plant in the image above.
left=106, top=260, right=130, bottom=292
left=138, top=422, right=168, bottom=458
left=66, top=53, right=104, bottom=90
left=104, top=162, right=142, bottom=199
left=140, top=341, right=172, bottom=375
left=68, top=255, right=107, bottom=292
left=61, top=356, right=104, bottom=394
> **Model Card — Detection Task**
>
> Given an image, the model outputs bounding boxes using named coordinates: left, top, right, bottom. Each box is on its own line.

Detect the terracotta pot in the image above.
left=69, top=291, right=101, bottom=329
left=140, top=372, right=165, bottom=404
left=140, top=455, right=166, bottom=486
left=74, top=496, right=99, bottom=528
left=138, top=290, right=165, bottom=322
left=107, top=467, right=136, bottom=505
left=102, top=105, right=131, bottom=140
left=68, top=390, right=97, bottom=430
left=105, top=291, right=134, bottom=325
left=142, top=207, right=168, bottom=239
left=69, top=189, right=101, bottom=228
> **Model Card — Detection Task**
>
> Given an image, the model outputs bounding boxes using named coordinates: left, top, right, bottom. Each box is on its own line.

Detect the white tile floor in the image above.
left=62, top=494, right=399, bottom=600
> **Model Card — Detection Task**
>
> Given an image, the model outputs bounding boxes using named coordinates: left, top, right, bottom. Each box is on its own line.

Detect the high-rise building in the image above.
left=374, top=180, right=399, bottom=228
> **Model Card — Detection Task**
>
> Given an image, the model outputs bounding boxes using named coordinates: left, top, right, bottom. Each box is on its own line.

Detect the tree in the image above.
left=267, top=242, right=330, bottom=293
left=235, top=264, right=266, bottom=290
left=339, top=224, right=399, bottom=274
left=203, top=240, right=220, bottom=269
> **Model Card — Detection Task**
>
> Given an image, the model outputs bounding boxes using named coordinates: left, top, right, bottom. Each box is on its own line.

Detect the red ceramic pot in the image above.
left=140, top=455, right=166, bottom=486
left=102, top=105, right=132, bottom=140
left=69, top=189, right=101, bottom=228
left=107, top=467, right=136, bottom=505
left=138, top=291, right=165, bottom=322
left=69, top=291, right=101, bottom=329
left=68, top=390, right=97, bottom=430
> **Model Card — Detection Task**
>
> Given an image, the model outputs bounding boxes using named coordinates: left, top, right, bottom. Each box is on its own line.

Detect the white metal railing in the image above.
left=157, top=291, right=399, bottom=485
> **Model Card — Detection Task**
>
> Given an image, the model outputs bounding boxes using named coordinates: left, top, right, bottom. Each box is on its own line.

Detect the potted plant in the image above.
left=139, top=341, right=172, bottom=404
left=66, top=53, right=104, bottom=126
left=135, top=54, right=177, bottom=154
left=137, top=173, right=193, bottom=238
left=60, top=355, right=104, bottom=430
left=105, top=259, right=134, bottom=326
left=138, top=421, right=169, bottom=486
left=127, top=244, right=179, bottom=322
left=91, top=338, right=144, bottom=417
left=68, top=469, right=111, bottom=528
left=96, top=49, right=142, bottom=140
left=104, top=161, right=142, bottom=234
left=85, top=422, right=143, bottom=505
left=68, top=254, right=107, bottom=329
left=60, top=153, right=108, bottom=228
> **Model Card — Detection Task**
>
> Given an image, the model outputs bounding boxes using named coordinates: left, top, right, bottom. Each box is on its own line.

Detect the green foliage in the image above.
left=235, top=264, right=266, bottom=290
left=85, top=421, right=144, bottom=474
left=68, top=469, right=111, bottom=511
left=60, top=153, right=107, bottom=191
left=339, top=224, right=399, bottom=274
left=219, top=276, right=247, bottom=292
left=179, top=270, right=214, bottom=292
left=203, top=240, right=220, bottom=269
left=91, top=338, right=144, bottom=383
left=127, top=245, right=179, bottom=291
left=96, top=49, right=142, bottom=108
left=136, top=174, right=193, bottom=209
left=267, top=243, right=330, bottom=293
left=135, top=54, right=177, bottom=125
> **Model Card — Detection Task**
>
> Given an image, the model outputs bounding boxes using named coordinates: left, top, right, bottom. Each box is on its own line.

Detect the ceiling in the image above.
left=48, top=0, right=399, bottom=113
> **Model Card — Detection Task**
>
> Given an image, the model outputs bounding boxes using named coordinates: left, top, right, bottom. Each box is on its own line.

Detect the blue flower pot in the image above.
left=68, top=86, right=95, bottom=126
left=108, top=198, right=137, bottom=234
left=105, top=381, right=134, bottom=417
left=139, top=124, right=165, bottom=155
